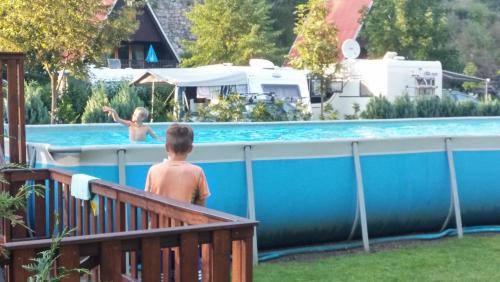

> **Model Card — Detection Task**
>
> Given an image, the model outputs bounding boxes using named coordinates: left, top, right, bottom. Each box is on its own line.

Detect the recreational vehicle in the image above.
left=130, top=60, right=312, bottom=119
left=311, top=54, right=443, bottom=119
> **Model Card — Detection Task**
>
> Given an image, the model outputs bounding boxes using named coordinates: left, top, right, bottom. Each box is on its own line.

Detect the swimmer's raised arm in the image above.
left=102, top=106, right=130, bottom=126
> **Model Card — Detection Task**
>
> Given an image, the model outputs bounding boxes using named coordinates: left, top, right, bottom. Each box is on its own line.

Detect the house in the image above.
left=106, top=0, right=195, bottom=69
left=288, top=0, right=373, bottom=61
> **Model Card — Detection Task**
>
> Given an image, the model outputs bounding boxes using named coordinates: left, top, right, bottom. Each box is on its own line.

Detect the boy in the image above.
left=102, top=106, right=158, bottom=141
left=145, top=123, right=210, bottom=206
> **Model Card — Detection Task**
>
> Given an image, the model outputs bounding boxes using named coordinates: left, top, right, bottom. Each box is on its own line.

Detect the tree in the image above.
left=81, top=85, right=111, bottom=124
left=360, top=0, right=460, bottom=70
left=268, top=0, right=307, bottom=65
left=0, top=0, right=141, bottom=123
left=462, top=62, right=480, bottom=92
left=182, top=0, right=281, bottom=66
left=288, top=0, right=338, bottom=119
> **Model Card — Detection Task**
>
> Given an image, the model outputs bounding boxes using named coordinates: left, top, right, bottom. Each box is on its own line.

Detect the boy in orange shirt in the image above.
left=145, top=123, right=210, bottom=206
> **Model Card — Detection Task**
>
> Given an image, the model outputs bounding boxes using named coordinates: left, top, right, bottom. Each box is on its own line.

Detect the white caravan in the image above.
left=311, top=54, right=443, bottom=119
left=130, top=59, right=312, bottom=117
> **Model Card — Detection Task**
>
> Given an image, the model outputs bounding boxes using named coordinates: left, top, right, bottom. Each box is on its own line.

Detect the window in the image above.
left=415, top=76, right=436, bottom=96
left=308, top=78, right=336, bottom=103
left=261, top=84, right=301, bottom=101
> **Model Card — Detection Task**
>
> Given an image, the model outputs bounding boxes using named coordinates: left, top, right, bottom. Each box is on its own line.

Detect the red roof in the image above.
left=287, top=0, right=373, bottom=63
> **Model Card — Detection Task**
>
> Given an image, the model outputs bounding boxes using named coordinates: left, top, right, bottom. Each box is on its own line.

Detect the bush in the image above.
left=59, top=78, right=92, bottom=123
left=439, top=96, right=458, bottom=117
left=25, top=83, right=50, bottom=124
left=393, top=95, right=416, bottom=118
left=81, top=85, right=111, bottom=123
left=110, top=84, right=144, bottom=120
left=198, top=93, right=246, bottom=122
left=416, top=95, right=441, bottom=118
left=478, top=99, right=500, bottom=116
left=455, top=101, right=478, bottom=116
left=322, top=104, right=338, bottom=120
left=249, top=100, right=288, bottom=122
left=361, top=96, right=394, bottom=119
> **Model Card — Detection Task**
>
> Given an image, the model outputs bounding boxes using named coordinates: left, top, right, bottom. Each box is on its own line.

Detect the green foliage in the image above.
left=0, top=0, right=142, bottom=123
left=58, top=78, right=92, bottom=124
left=439, top=96, right=458, bottom=117
left=393, top=95, right=417, bottom=118
left=182, top=0, right=281, bottom=66
left=268, top=0, right=307, bottom=65
left=361, top=96, right=394, bottom=119
left=250, top=100, right=288, bottom=122
left=23, top=218, right=90, bottom=281
left=289, top=0, right=338, bottom=118
left=446, top=0, right=499, bottom=81
left=344, top=103, right=360, bottom=120
left=360, top=0, right=460, bottom=70
left=109, top=84, right=144, bottom=120
left=462, top=62, right=480, bottom=92
left=361, top=95, right=500, bottom=119
left=25, top=83, right=50, bottom=124
left=198, top=94, right=246, bottom=122
left=81, top=85, right=111, bottom=123
left=416, top=95, right=442, bottom=117
left=322, top=104, right=338, bottom=120
left=287, top=100, right=312, bottom=121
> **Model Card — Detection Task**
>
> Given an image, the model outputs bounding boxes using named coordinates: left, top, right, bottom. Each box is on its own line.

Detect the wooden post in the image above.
left=59, top=245, right=80, bottom=282
left=0, top=52, right=26, bottom=165
left=12, top=249, right=35, bottom=282
left=179, top=233, right=198, bottom=282
left=100, top=241, right=122, bottom=282
left=17, top=58, right=26, bottom=164
left=7, top=59, right=19, bottom=164
left=0, top=62, right=4, bottom=154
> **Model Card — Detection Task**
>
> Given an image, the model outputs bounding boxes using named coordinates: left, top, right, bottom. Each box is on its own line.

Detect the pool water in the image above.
left=26, top=118, right=500, bottom=147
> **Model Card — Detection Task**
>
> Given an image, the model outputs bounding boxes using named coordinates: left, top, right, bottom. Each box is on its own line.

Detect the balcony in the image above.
left=0, top=168, right=256, bottom=281
left=108, top=59, right=178, bottom=69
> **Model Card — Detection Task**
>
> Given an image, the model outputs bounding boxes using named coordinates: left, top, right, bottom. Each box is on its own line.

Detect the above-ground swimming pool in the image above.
left=16, top=117, right=500, bottom=249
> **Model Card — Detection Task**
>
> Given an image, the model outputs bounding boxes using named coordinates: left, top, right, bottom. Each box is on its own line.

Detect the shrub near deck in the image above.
left=254, top=236, right=500, bottom=282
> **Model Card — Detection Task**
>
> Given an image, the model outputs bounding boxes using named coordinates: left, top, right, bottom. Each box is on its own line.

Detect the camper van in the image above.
left=130, top=59, right=312, bottom=118
left=310, top=54, right=443, bottom=119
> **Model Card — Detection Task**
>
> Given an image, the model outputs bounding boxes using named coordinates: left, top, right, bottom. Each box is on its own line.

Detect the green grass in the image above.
left=254, top=236, right=500, bottom=281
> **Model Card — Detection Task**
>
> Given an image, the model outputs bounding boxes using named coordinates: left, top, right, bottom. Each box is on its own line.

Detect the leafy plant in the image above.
left=81, top=85, right=111, bottom=123
left=416, top=95, right=441, bottom=118
left=361, top=96, right=394, bottom=119
left=198, top=93, right=246, bottom=122
left=344, top=103, right=360, bottom=120
left=58, top=78, right=92, bottom=124
left=393, top=94, right=417, bottom=118
left=25, top=83, right=50, bottom=124
left=322, top=104, right=338, bottom=120
left=23, top=218, right=90, bottom=281
left=109, top=84, right=144, bottom=120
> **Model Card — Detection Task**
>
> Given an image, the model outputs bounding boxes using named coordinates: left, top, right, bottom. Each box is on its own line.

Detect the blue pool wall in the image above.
left=30, top=135, right=500, bottom=249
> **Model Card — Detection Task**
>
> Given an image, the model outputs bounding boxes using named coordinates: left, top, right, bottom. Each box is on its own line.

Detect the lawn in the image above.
left=254, top=235, right=500, bottom=281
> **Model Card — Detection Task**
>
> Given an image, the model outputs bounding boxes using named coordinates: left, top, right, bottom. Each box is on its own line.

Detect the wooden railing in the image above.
left=0, top=168, right=256, bottom=282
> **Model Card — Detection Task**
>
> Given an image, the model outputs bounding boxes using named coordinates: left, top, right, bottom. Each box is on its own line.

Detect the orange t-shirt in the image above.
left=145, top=160, right=210, bottom=204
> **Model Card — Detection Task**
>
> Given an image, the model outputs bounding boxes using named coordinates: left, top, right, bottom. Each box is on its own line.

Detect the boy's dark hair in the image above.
left=166, top=124, right=194, bottom=154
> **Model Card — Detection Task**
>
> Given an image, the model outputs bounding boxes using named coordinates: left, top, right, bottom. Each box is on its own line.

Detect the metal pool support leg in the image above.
left=352, top=142, right=370, bottom=252
left=117, top=149, right=127, bottom=186
left=244, top=145, right=258, bottom=265
left=445, top=138, right=464, bottom=239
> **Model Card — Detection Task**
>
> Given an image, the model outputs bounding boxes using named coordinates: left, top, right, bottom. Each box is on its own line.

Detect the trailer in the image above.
left=311, top=54, right=443, bottom=119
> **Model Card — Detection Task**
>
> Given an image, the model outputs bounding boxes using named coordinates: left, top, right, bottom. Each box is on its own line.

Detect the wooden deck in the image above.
left=0, top=168, right=256, bottom=282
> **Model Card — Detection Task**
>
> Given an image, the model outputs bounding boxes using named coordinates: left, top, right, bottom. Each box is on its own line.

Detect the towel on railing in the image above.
left=70, top=174, right=98, bottom=200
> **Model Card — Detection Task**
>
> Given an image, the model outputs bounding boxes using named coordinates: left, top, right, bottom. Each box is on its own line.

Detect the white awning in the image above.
left=130, top=65, right=248, bottom=87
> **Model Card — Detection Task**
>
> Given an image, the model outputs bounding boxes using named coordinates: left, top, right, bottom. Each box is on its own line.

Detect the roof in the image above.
left=288, top=0, right=373, bottom=63
left=130, top=65, right=249, bottom=87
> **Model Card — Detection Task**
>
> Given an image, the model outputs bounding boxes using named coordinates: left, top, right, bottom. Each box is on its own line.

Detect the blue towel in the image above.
left=70, top=174, right=98, bottom=200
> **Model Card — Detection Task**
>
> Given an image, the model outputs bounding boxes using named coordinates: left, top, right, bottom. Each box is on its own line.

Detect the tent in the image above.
left=130, top=65, right=248, bottom=87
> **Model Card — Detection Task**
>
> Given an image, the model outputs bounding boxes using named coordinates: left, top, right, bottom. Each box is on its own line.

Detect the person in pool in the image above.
left=102, top=106, right=159, bottom=141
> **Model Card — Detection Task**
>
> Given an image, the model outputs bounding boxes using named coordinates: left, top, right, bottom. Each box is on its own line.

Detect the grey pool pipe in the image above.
left=445, top=138, right=464, bottom=238
left=258, top=225, right=500, bottom=262
left=352, top=142, right=370, bottom=252
left=244, top=145, right=259, bottom=266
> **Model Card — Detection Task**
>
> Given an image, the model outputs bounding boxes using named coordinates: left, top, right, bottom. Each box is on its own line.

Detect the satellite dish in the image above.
left=341, top=39, right=361, bottom=59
